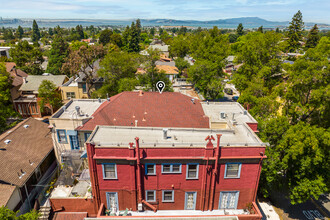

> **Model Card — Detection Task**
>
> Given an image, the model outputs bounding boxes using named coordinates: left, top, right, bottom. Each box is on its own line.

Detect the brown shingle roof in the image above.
left=0, top=118, right=53, bottom=187
left=5, top=62, right=28, bottom=87
left=53, top=212, right=87, bottom=220
left=77, top=91, right=209, bottom=131
left=156, top=65, right=179, bottom=75
left=0, top=184, right=16, bottom=207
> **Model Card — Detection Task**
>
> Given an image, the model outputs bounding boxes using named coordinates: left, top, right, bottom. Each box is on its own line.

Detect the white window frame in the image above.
left=102, top=163, right=118, bottom=179
left=186, top=163, right=199, bottom=179
left=145, top=163, right=156, bottom=175
left=224, top=163, right=242, bottom=179
left=162, top=190, right=174, bottom=202
left=161, top=163, right=182, bottom=174
left=145, top=190, right=156, bottom=202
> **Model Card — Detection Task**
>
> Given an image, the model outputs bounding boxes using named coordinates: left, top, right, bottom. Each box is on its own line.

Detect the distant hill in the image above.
left=0, top=17, right=329, bottom=29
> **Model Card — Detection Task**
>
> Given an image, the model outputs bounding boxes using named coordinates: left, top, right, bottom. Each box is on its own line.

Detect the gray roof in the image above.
left=19, top=74, right=67, bottom=92
left=149, top=44, right=169, bottom=52
left=155, top=60, right=176, bottom=67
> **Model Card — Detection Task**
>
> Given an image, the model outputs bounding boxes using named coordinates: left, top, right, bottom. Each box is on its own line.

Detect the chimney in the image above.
left=135, top=120, right=138, bottom=127
left=139, top=90, right=143, bottom=96
left=23, top=77, right=26, bottom=84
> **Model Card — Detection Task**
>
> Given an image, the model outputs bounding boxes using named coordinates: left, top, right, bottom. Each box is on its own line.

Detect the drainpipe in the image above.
left=135, top=137, right=157, bottom=212
left=208, top=134, right=222, bottom=211
left=253, top=152, right=265, bottom=202
left=135, top=137, right=142, bottom=204
left=200, top=157, right=209, bottom=211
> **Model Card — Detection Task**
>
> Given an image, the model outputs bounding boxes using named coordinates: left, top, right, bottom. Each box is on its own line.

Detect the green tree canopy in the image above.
left=38, top=80, right=62, bottom=114
left=236, top=23, right=244, bottom=36
left=16, top=25, right=24, bottom=39
left=286, top=10, right=304, bottom=52
left=305, top=24, right=320, bottom=49
left=46, top=34, right=69, bottom=75
left=0, top=63, right=17, bottom=133
left=10, top=41, right=44, bottom=75
left=31, top=20, right=40, bottom=42
left=99, top=29, right=113, bottom=45
left=0, top=206, right=39, bottom=219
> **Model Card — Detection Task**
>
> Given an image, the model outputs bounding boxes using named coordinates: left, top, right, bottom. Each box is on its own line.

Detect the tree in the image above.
left=10, top=41, right=44, bottom=75
left=31, top=20, right=40, bottom=42
left=136, top=19, right=142, bottom=41
left=46, top=34, right=69, bottom=75
left=128, top=22, right=140, bottom=52
left=275, top=27, right=280, bottom=33
left=174, top=57, right=189, bottom=76
left=48, top=27, right=54, bottom=36
left=149, top=27, right=155, bottom=36
left=62, top=44, right=105, bottom=98
left=0, top=63, right=16, bottom=133
left=257, top=26, right=263, bottom=33
left=3, top=29, right=14, bottom=41
left=286, top=10, right=304, bottom=52
left=38, top=80, right=62, bottom=114
left=138, top=49, right=172, bottom=92
left=169, top=35, right=189, bottom=58
left=282, top=41, right=330, bottom=127
left=16, top=25, right=24, bottom=39
left=0, top=206, right=39, bottom=219
left=236, top=23, right=244, bottom=36
left=260, top=122, right=329, bottom=204
left=305, top=24, right=320, bottom=49
left=75, top=25, right=84, bottom=40
left=99, top=29, right=113, bottom=45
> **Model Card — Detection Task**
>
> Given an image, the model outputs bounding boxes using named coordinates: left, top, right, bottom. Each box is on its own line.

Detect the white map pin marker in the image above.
left=156, top=81, right=165, bottom=94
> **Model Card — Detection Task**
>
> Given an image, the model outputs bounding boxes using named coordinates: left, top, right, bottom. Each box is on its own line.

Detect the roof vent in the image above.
left=220, top=112, right=226, bottom=119
left=191, top=98, right=195, bottom=104
left=23, top=125, right=29, bottom=128
left=4, top=139, right=11, bottom=144
left=107, top=97, right=110, bottom=101
left=98, top=98, right=101, bottom=103
left=163, top=128, right=168, bottom=139
left=75, top=106, right=80, bottom=115
left=63, top=106, right=67, bottom=112
left=243, top=110, right=247, bottom=115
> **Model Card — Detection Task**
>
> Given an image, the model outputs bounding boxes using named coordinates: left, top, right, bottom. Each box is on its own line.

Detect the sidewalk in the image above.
left=258, top=201, right=280, bottom=220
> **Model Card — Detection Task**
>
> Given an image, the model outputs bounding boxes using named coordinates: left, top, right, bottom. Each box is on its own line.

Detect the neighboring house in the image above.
left=140, top=39, right=170, bottom=57
left=0, top=46, right=11, bottom=58
left=5, top=62, right=28, bottom=101
left=60, top=60, right=103, bottom=101
left=14, top=73, right=68, bottom=118
left=81, top=93, right=264, bottom=218
left=156, top=65, right=179, bottom=82
left=0, top=118, right=56, bottom=213
left=49, top=99, right=105, bottom=162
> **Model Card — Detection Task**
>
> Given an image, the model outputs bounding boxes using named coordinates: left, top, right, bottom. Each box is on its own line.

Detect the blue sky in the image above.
left=0, top=0, right=329, bottom=23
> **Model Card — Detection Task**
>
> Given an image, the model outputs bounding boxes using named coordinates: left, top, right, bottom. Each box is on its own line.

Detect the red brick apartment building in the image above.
left=50, top=92, right=264, bottom=219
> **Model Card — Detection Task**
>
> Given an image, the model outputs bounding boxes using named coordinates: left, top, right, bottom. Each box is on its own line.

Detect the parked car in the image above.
left=232, top=96, right=239, bottom=101
left=224, top=88, right=233, bottom=95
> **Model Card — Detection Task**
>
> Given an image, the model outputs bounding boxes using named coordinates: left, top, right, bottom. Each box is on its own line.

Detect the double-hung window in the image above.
left=145, top=190, right=156, bottom=202
left=66, top=92, right=76, bottom=99
left=57, top=130, right=67, bottom=143
left=186, top=163, right=199, bottom=179
left=161, top=164, right=181, bottom=173
left=224, top=163, right=242, bottom=178
left=103, top=163, right=117, bottom=179
left=162, top=190, right=174, bottom=202
left=145, top=163, right=156, bottom=175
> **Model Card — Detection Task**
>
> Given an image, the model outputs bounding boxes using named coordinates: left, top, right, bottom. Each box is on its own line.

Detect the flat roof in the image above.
left=51, top=99, right=105, bottom=119
left=201, top=102, right=257, bottom=124
left=89, top=124, right=263, bottom=148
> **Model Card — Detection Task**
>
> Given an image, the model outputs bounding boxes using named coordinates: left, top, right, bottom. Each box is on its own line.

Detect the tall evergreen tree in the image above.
left=3, top=29, right=14, bottom=41
left=31, top=20, right=40, bottom=42
left=75, top=25, right=84, bottom=40
left=257, top=26, right=263, bottom=33
left=237, top=23, right=244, bottom=36
left=305, top=24, right=320, bottom=49
left=99, top=29, right=113, bottom=45
left=275, top=27, right=280, bottom=33
left=136, top=19, right=142, bottom=42
left=46, top=34, right=69, bottom=75
left=49, top=28, right=54, bottom=36
left=129, top=22, right=140, bottom=52
left=122, top=25, right=130, bottom=50
left=16, top=25, right=24, bottom=39
left=286, top=10, right=304, bottom=52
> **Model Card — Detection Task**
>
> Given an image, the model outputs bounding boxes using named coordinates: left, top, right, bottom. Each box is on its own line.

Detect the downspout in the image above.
left=208, top=134, right=222, bottom=211
left=253, top=152, right=265, bottom=201
left=200, top=157, right=209, bottom=211
left=87, top=143, right=101, bottom=212
left=135, top=137, right=142, bottom=203
left=135, top=137, right=157, bottom=212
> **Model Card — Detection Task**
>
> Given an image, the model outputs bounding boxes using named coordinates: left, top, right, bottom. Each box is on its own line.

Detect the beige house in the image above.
left=49, top=99, right=105, bottom=162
